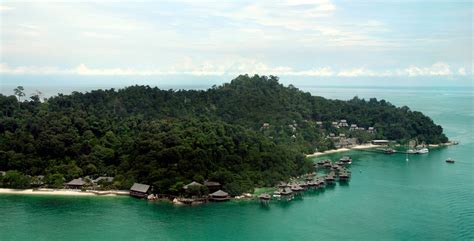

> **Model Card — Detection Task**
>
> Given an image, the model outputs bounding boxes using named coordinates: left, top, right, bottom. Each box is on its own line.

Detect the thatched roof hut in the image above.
left=209, top=190, right=230, bottom=201
left=183, top=181, right=203, bottom=190
left=65, top=178, right=85, bottom=189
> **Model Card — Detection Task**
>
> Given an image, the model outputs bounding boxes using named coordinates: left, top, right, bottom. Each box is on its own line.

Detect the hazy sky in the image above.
left=0, top=0, right=472, bottom=87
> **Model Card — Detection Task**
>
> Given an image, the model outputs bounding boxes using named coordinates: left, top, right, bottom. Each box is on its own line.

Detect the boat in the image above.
left=446, top=158, right=455, bottom=163
left=416, top=148, right=429, bottom=154
left=406, top=149, right=417, bottom=154
left=384, top=148, right=396, bottom=154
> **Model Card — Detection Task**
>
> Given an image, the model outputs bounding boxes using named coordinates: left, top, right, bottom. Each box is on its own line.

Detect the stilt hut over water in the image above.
left=210, top=190, right=230, bottom=201
left=130, top=183, right=151, bottom=198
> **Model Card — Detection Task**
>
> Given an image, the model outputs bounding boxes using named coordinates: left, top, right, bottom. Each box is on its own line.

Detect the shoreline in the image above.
left=306, top=143, right=379, bottom=157
left=0, top=188, right=129, bottom=197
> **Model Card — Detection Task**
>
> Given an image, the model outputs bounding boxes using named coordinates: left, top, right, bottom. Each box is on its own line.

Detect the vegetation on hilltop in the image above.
left=0, top=75, right=448, bottom=193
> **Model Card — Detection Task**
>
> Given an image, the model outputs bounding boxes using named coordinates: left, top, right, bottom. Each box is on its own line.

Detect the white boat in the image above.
left=407, top=149, right=417, bottom=154
left=416, top=148, right=429, bottom=154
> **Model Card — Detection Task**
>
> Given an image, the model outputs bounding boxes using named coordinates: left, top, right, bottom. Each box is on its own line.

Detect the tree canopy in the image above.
left=0, top=75, right=448, bottom=193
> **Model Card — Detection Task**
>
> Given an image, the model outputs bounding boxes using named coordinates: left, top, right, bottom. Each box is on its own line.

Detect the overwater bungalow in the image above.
left=280, top=187, right=293, bottom=196
left=259, top=193, right=271, bottom=205
left=339, top=172, right=350, bottom=182
left=325, top=175, right=336, bottom=185
left=278, top=181, right=289, bottom=188
left=65, top=178, right=86, bottom=189
left=130, top=183, right=151, bottom=198
left=209, top=190, right=230, bottom=202
left=340, top=156, right=352, bottom=165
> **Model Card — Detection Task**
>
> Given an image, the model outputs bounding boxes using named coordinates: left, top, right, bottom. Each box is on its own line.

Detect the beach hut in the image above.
left=204, top=181, right=221, bottom=192
left=130, top=183, right=151, bottom=198
left=209, top=190, right=230, bottom=201
left=65, top=178, right=86, bottom=189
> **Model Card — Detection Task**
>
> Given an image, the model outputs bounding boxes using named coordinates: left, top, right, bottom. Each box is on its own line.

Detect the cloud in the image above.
left=0, top=4, right=14, bottom=11
left=403, top=62, right=452, bottom=76
left=1, top=61, right=469, bottom=77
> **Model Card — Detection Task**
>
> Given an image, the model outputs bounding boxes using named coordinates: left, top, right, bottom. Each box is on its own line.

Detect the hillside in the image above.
left=0, top=75, right=448, bottom=193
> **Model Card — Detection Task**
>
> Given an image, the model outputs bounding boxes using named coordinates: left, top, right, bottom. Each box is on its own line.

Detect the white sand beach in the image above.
left=0, top=188, right=129, bottom=196
left=306, top=143, right=379, bottom=157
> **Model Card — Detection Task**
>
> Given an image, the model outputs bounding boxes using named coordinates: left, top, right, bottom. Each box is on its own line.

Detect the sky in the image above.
left=0, top=0, right=473, bottom=92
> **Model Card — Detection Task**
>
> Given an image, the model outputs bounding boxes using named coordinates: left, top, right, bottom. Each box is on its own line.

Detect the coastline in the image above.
left=0, top=188, right=129, bottom=197
left=306, top=143, right=379, bottom=157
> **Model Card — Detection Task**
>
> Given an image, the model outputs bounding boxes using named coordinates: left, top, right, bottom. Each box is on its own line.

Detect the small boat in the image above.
left=416, top=148, right=429, bottom=154
left=384, top=148, right=396, bottom=154
left=445, top=158, right=455, bottom=163
left=407, top=149, right=417, bottom=154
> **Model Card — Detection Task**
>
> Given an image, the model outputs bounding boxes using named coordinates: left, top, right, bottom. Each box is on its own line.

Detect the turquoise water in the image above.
left=0, top=86, right=473, bottom=240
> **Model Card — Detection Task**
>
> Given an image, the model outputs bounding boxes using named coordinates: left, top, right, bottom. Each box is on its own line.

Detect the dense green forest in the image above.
left=0, top=75, right=448, bottom=194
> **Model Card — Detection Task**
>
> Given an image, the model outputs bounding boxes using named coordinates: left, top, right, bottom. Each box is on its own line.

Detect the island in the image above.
left=0, top=75, right=449, bottom=200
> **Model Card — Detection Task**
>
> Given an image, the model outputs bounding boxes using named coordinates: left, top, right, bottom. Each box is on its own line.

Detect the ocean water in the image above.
left=0, top=86, right=473, bottom=241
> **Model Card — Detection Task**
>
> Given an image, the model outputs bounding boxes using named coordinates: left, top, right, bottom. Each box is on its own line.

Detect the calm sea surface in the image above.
left=0, top=86, right=473, bottom=241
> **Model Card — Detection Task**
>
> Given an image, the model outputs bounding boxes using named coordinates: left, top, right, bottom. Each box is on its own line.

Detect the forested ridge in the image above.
left=0, top=75, right=448, bottom=193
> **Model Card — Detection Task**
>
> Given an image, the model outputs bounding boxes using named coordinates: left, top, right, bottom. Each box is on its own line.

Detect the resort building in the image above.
left=93, top=176, right=114, bottom=184
left=65, top=178, right=86, bottom=189
left=0, top=171, right=5, bottom=176
left=130, top=183, right=151, bottom=198
left=316, top=121, right=323, bottom=126
left=349, top=124, right=358, bottom=131
left=332, top=122, right=339, bottom=128
left=371, top=140, right=389, bottom=145
left=209, top=190, right=230, bottom=201
left=261, top=123, right=270, bottom=129
left=183, top=181, right=203, bottom=190
left=204, top=181, right=221, bottom=193
left=368, top=127, right=376, bottom=133
left=338, top=120, right=349, bottom=128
